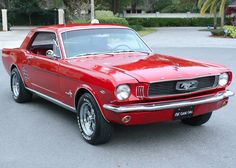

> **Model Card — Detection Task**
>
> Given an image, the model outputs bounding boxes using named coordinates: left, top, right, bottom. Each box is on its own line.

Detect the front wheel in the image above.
left=77, top=93, right=113, bottom=145
left=181, top=112, right=212, bottom=126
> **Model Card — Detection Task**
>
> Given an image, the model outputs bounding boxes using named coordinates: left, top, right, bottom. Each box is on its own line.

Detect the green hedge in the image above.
left=95, top=10, right=115, bottom=18
left=74, top=17, right=129, bottom=26
left=127, top=17, right=232, bottom=27
left=73, top=19, right=90, bottom=24
left=98, top=17, right=129, bottom=26
left=129, top=24, right=144, bottom=31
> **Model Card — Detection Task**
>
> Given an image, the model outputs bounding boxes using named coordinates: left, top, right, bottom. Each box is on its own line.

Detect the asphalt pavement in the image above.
left=0, top=28, right=236, bottom=168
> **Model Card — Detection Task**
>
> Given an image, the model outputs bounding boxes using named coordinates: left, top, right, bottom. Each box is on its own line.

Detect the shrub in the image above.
left=95, top=10, right=115, bottom=19
left=127, top=17, right=232, bottom=27
left=98, top=17, right=129, bottom=26
left=73, top=19, right=90, bottom=24
left=210, top=29, right=225, bottom=36
left=127, top=18, right=192, bottom=27
left=224, top=26, right=236, bottom=38
left=74, top=17, right=129, bottom=27
left=191, top=18, right=215, bottom=26
left=129, top=24, right=144, bottom=31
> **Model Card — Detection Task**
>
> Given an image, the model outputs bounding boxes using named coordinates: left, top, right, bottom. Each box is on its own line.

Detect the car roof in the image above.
left=32, top=24, right=129, bottom=33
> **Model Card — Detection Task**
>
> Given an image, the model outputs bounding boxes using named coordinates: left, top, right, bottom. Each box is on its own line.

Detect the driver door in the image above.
left=25, top=32, right=61, bottom=99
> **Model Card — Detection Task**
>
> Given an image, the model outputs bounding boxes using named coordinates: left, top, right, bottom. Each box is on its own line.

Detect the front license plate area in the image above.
left=173, top=106, right=194, bottom=120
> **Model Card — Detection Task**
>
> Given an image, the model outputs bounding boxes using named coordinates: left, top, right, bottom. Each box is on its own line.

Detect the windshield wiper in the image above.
left=69, top=52, right=114, bottom=59
left=68, top=51, right=151, bottom=59
left=112, top=50, right=151, bottom=55
left=78, top=53, right=99, bottom=56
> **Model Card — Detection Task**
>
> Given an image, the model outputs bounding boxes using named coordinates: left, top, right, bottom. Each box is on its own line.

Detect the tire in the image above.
left=11, top=68, right=32, bottom=103
left=77, top=93, right=113, bottom=145
left=181, top=112, right=212, bottom=126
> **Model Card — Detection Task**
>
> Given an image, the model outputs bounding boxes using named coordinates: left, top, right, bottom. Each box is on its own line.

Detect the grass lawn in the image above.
left=137, top=28, right=156, bottom=36
left=198, top=28, right=210, bottom=31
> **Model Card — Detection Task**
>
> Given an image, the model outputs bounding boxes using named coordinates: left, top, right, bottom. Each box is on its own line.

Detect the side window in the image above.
left=28, top=32, right=61, bottom=58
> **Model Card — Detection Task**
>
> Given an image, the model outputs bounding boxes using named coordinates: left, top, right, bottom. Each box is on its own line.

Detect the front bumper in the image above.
left=103, top=90, right=234, bottom=113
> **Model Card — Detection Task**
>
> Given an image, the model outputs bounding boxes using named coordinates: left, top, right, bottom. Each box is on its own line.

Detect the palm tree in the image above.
left=198, top=0, right=227, bottom=28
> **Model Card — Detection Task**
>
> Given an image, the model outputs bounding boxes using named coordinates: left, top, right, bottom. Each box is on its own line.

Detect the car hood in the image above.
left=67, top=52, right=227, bottom=83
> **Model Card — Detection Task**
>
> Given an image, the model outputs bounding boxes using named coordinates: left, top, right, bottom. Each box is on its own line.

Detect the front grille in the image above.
left=148, top=76, right=218, bottom=97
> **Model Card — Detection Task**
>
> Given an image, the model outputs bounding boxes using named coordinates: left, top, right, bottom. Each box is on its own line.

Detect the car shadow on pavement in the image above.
left=30, top=95, right=78, bottom=129
left=110, top=122, right=207, bottom=146
left=28, top=95, right=211, bottom=147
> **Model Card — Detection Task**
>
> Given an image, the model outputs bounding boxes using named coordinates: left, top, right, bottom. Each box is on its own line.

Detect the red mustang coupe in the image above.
left=2, top=24, right=234, bottom=145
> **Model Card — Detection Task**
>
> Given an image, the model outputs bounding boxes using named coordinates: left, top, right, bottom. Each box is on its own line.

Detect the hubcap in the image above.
left=79, top=102, right=96, bottom=136
left=12, top=73, right=20, bottom=97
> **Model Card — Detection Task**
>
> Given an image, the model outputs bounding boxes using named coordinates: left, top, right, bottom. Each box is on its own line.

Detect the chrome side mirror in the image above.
left=46, top=50, right=57, bottom=59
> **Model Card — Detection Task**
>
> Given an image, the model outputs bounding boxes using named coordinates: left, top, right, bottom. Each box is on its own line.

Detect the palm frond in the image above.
left=200, top=0, right=213, bottom=15
left=209, top=0, right=218, bottom=16
left=198, top=0, right=205, bottom=9
left=219, top=0, right=226, bottom=16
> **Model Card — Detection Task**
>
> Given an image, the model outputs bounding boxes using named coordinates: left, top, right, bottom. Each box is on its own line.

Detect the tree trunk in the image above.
left=28, top=13, right=32, bottom=25
left=221, top=6, right=225, bottom=28
left=3, top=0, right=9, bottom=8
left=112, top=0, right=119, bottom=14
left=131, top=1, right=137, bottom=13
left=213, top=8, right=217, bottom=29
left=63, top=0, right=81, bottom=23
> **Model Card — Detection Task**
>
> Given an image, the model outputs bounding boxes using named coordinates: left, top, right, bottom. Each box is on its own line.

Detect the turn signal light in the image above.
left=122, top=115, right=132, bottom=123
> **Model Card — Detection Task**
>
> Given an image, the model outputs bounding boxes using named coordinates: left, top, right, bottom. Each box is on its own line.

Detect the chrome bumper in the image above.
left=103, top=90, right=234, bottom=113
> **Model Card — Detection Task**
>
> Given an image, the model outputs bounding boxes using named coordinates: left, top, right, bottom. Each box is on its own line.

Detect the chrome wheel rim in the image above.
left=12, top=73, right=20, bottom=97
left=79, top=102, right=96, bottom=136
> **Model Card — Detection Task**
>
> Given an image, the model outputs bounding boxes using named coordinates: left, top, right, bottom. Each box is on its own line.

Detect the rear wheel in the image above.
left=11, top=68, right=32, bottom=103
left=77, top=93, right=113, bottom=145
left=181, top=112, right=212, bottom=126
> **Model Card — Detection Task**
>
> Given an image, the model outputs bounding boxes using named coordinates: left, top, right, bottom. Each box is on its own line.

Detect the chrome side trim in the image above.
left=26, top=87, right=76, bottom=112
left=103, top=90, right=234, bottom=113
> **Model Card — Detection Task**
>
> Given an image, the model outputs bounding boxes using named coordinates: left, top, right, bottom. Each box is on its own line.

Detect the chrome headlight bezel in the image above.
left=218, top=73, right=229, bottom=87
left=116, top=84, right=131, bottom=100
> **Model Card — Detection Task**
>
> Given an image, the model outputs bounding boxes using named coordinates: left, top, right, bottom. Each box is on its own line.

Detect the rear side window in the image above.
left=28, top=32, right=61, bottom=57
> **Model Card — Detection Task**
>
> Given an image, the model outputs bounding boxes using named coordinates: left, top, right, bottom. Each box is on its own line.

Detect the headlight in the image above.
left=116, top=84, right=131, bottom=100
left=218, top=73, right=229, bottom=87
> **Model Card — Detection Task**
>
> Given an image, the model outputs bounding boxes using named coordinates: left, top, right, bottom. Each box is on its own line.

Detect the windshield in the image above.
left=61, top=28, right=152, bottom=58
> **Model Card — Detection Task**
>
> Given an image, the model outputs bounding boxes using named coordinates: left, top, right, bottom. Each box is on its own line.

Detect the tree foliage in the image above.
left=157, top=0, right=198, bottom=13
left=51, top=0, right=88, bottom=22
left=96, top=0, right=132, bottom=14
left=11, top=0, right=40, bottom=11
left=11, top=0, right=41, bottom=25
left=53, top=0, right=65, bottom=8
